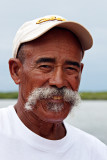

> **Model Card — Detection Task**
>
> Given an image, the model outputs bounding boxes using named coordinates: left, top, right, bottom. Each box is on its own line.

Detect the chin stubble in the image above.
left=25, top=87, right=81, bottom=112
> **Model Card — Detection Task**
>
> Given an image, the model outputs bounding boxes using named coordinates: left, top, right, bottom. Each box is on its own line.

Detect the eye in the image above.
left=38, top=65, right=53, bottom=72
left=66, top=67, right=77, bottom=71
left=40, top=65, right=50, bottom=68
left=64, top=66, right=79, bottom=75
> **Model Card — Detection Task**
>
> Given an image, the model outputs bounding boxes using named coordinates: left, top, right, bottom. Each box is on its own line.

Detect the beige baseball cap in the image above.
left=13, top=15, right=93, bottom=58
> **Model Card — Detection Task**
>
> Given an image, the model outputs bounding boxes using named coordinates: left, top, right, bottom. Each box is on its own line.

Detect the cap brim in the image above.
left=21, top=21, right=93, bottom=51
left=13, top=20, right=93, bottom=58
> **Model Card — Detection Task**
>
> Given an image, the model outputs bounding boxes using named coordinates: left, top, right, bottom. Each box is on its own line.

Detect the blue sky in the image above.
left=0, top=0, right=107, bottom=92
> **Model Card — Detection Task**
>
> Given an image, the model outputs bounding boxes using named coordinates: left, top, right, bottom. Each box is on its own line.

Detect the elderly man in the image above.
left=0, top=15, right=107, bottom=160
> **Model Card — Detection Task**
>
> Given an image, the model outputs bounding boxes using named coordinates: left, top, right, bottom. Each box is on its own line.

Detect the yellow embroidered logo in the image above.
left=36, top=16, right=66, bottom=24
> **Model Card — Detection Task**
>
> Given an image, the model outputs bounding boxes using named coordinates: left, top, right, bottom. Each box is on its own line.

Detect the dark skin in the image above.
left=9, top=28, right=84, bottom=140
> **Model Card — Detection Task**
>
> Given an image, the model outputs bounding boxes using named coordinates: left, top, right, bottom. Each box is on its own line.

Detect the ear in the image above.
left=8, top=58, right=22, bottom=84
left=80, top=63, right=84, bottom=73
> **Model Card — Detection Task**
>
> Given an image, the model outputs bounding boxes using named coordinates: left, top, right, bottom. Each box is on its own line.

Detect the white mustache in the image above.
left=25, top=87, right=81, bottom=111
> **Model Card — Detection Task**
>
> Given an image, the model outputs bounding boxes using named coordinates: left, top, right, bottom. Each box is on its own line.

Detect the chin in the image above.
left=33, top=101, right=72, bottom=123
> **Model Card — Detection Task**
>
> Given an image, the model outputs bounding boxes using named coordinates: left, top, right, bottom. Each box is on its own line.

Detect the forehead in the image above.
left=21, top=27, right=83, bottom=62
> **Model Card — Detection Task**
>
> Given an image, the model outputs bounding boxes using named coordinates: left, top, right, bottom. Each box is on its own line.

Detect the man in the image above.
left=0, top=15, right=106, bottom=159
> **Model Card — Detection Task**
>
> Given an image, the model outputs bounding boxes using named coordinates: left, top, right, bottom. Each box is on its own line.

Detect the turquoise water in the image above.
left=0, top=100, right=107, bottom=145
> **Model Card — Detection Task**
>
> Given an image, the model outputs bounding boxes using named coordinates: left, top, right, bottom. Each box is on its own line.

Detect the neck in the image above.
left=14, top=100, right=66, bottom=140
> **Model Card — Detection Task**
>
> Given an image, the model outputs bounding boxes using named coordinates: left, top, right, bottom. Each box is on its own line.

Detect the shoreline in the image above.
left=0, top=92, right=107, bottom=100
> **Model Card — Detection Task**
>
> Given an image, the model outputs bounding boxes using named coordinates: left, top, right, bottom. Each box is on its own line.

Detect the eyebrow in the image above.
left=36, top=57, right=55, bottom=64
left=65, top=60, right=80, bottom=68
left=36, top=57, right=80, bottom=68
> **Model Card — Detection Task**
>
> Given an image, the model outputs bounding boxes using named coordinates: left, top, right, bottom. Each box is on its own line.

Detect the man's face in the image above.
left=19, top=28, right=83, bottom=123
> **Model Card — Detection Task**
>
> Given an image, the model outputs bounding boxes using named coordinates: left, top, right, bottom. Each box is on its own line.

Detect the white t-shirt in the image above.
left=0, top=105, right=107, bottom=160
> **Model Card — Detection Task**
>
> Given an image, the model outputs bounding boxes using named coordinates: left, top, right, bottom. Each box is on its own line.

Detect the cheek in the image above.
left=21, top=71, right=50, bottom=93
left=30, top=73, right=50, bottom=87
left=20, top=67, right=51, bottom=102
left=68, top=74, right=81, bottom=90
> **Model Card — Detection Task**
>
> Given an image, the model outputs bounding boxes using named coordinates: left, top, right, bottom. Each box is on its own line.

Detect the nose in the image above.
left=49, top=66, right=66, bottom=88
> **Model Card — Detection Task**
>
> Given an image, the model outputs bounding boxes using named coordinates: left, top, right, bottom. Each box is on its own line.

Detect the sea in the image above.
left=0, top=99, right=107, bottom=145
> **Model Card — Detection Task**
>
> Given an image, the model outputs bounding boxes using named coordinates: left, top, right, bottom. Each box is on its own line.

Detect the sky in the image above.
left=0, top=0, right=107, bottom=92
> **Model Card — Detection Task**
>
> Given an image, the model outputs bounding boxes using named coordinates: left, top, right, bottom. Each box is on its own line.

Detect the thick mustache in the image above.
left=38, top=87, right=67, bottom=99
left=25, top=87, right=81, bottom=111
left=28, top=87, right=77, bottom=102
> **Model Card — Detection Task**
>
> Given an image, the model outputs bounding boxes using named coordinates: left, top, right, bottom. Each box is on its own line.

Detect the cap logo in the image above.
left=36, top=16, right=66, bottom=24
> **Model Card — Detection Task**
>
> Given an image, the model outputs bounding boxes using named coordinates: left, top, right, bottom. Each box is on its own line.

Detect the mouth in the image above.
left=52, top=96, right=63, bottom=100
left=46, top=95, right=64, bottom=104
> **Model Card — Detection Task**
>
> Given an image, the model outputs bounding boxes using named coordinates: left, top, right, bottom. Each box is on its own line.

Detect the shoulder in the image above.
left=64, top=122, right=106, bottom=146
left=64, top=122, right=107, bottom=159
left=0, top=106, right=14, bottom=133
left=0, top=107, right=9, bottom=120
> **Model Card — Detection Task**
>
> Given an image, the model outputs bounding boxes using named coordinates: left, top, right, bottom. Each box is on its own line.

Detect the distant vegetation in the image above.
left=80, top=92, right=107, bottom=100
left=0, top=92, right=18, bottom=99
left=0, top=92, right=107, bottom=100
